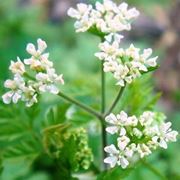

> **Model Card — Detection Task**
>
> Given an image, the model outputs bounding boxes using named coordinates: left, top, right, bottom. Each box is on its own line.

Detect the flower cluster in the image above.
left=67, top=0, right=139, bottom=33
left=95, top=34, right=158, bottom=86
left=104, top=111, right=178, bottom=169
left=2, top=39, right=64, bottom=107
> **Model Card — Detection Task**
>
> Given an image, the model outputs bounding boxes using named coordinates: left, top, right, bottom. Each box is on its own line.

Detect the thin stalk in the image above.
left=101, top=61, right=107, bottom=169
left=105, top=86, right=126, bottom=116
left=101, top=61, right=106, bottom=114
left=57, top=91, right=102, bottom=120
left=141, top=160, right=168, bottom=180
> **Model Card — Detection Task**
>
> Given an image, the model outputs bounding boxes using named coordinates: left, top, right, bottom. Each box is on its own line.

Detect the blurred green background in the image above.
left=0, top=0, right=179, bottom=179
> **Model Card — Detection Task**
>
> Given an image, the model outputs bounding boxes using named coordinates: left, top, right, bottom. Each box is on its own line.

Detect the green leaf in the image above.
left=115, top=74, right=161, bottom=116
left=43, top=103, right=71, bottom=128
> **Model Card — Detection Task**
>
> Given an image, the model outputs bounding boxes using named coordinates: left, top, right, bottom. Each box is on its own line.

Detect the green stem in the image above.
left=141, top=160, right=168, bottom=180
left=101, top=61, right=106, bottom=114
left=57, top=91, right=102, bottom=120
left=105, top=86, right=126, bottom=116
left=101, top=61, right=107, bottom=169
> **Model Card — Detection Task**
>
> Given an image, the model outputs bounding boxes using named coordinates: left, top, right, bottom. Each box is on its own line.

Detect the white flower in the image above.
left=103, top=60, right=118, bottom=72
left=118, top=155, right=129, bottom=169
left=116, top=111, right=129, bottom=125
left=137, top=143, right=151, bottom=158
left=104, top=144, right=130, bottom=169
left=2, top=91, right=21, bottom=104
left=2, top=74, right=25, bottom=104
left=126, top=44, right=140, bottom=59
left=3, top=38, right=64, bottom=107
left=139, top=111, right=154, bottom=126
left=104, top=144, right=119, bottom=168
left=36, top=68, right=64, bottom=94
left=105, top=113, right=118, bottom=124
left=152, top=122, right=178, bottom=149
left=96, top=38, right=158, bottom=86
left=26, top=38, right=47, bottom=56
left=105, top=113, right=126, bottom=135
left=117, top=136, right=130, bottom=150
left=21, top=86, right=38, bottom=107
left=9, top=57, right=25, bottom=75
left=68, top=1, right=139, bottom=34
left=74, top=15, right=93, bottom=32
left=118, top=3, right=139, bottom=20
left=146, top=57, right=158, bottom=67
left=104, top=111, right=178, bottom=169
left=95, top=40, right=120, bottom=61
left=67, top=3, right=92, bottom=19
left=127, top=115, right=138, bottom=126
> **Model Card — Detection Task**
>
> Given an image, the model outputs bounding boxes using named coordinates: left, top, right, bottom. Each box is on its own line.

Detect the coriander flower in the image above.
left=68, top=1, right=139, bottom=34
left=9, top=57, right=25, bottom=75
left=104, top=143, right=134, bottom=169
left=2, top=74, right=25, bottom=104
left=96, top=36, right=158, bottom=86
left=104, top=111, right=178, bottom=169
left=26, top=38, right=47, bottom=56
left=36, top=68, right=64, bottom=94
left=2, top=39, right=64, bottom=107
left=152, top=122, right=178, bottom=149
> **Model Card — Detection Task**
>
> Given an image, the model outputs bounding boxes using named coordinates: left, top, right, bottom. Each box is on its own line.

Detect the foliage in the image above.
left=0, top=0, right=179, bottom=179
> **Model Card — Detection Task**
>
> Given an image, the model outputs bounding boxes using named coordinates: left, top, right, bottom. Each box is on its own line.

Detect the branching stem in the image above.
left=105, top=86, right=126, bottom=116
left=57, top=91, right=103, bottom=120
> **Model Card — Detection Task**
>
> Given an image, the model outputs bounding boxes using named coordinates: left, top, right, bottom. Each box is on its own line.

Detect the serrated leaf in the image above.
left=43, top=103, right=71, bottom=128
left=4, top=139, right=40, bottom=159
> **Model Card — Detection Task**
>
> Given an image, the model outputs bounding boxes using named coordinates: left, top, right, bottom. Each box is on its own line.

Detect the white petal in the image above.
left=104, top=144, right=119, bottom=154
left=104, top=156, right=118, bottom=168
left=124, top=148, right=133, bottom=158
left=120, top=127, right=126, bottom=136
left=24, top=58, right=32, bottom=65
left=117, top=136, right=130, bottom=151
left=166, top=131, right=178, bottom=142
left=106, top=126, right=119, bottom=134
left=26, top=43, right=36, bottom=56
left=36, top=73, right=48, bottom=81
left=146, top=57, right=158, bottom=67
left=96, top=2, right=104, bottom=13
left=4, top=80, right=15, bottom=89
left=142, top=48, right=152, bottom=59
left=118, top=2, right=128, bottom=11
left=39, top=84, right=47, bottom=92
left=127, top=8, right=140, bottom=19
left=119, top=157, right=129, bottom=169
left=12, top=92, right=21, bottom=103
left=56, top=74, right=64, bottom=85
left=105, top=33, right=114, bottom=42
left=48, top=84, right=59, bottom=94
left=67, top=8, right=80, bottom=19
left=37, top=38, right=47, bottom=53
left=162, top=122, right=172, bottom=132
left=159, top=139, right=167, bottom=149
left=105, top=113, right=117, bottom=124
left=139, top=64, right=148, bottom=72
left=2, top=91, right=13, bottom=104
